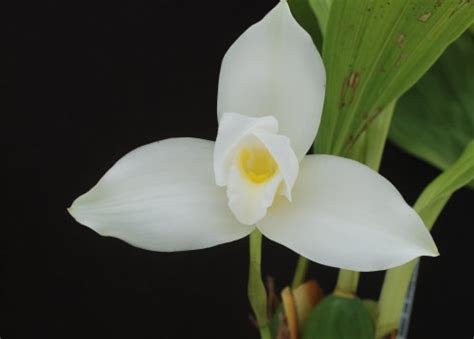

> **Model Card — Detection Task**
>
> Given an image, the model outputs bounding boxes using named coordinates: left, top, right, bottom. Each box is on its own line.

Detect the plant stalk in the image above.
left=248, top=230, right=271, bottom=339
left=336, top=269, right=360, bottom=294
left=291, top=256, right=309, bottom=289
left=375, top=139, right=474, bottom=338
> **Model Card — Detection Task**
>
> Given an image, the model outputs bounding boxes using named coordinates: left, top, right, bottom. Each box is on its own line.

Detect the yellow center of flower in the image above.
left=239, top=146, right=278, bottom=184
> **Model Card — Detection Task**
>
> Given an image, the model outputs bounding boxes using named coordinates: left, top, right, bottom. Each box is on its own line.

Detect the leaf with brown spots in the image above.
left=314, top=0, right=474, bottom=159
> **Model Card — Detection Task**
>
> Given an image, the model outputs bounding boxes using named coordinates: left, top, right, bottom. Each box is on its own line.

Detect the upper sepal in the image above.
left=217, top=1, right=326, bottom=160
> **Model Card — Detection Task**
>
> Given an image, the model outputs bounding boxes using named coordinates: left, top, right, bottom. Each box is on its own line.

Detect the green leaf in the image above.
left=347, top=101, right=396, bottom=171
left=308, top=0, right=332, bottom=36
left=376, top=141, right=474, bottom=337
left=288, top=0, right=324, bottom=50
left=315, top=0, right=474, bottom=157
left=389, top=33, right=474, bottom=188
left=414, top=139, right=474, bottom=229
left=302, top=294, right=374, bottom=339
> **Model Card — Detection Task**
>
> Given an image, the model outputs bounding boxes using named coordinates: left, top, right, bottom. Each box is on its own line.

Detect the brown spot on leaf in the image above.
left=344, top=107, right=383, bottom=154
left=418, top=11, right=432, bottom=22
left=395, top=52, right=407, bottom=67
left=349, top=72, right=360, bottom=88
left=396, top=34, right=406, bottom=47
left=339, top=71, right=361, bottom=110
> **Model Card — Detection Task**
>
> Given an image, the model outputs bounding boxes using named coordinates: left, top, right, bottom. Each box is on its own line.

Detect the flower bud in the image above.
left=302, top=293, right=374, bottom=339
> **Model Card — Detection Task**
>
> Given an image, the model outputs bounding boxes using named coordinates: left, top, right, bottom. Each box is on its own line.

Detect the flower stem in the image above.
left=375, top=139, right=474, bottom=338
left=259, top=326, right=272, bottom=339
left=248, top=229, right=271, bottom=339
left=336, top=269, right=360, bottom=294
left=376, top=197, right=442, bottom=337
left=291, top=256, right=309, bottom=289
left=375, top=260, right=417, bottom=338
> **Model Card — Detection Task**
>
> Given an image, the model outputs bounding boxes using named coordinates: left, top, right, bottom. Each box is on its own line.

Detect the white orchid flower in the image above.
left=68, top=1, right=438, bottom=271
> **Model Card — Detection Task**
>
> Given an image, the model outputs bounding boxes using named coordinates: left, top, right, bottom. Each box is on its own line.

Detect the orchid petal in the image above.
left=258, top=155, right=439, bottom=271
left=69, top=138, right=253, bottom=251
left=227, top=162, right=283, bottom=225
left=214, top=112, right=278, bottom=186
left=217, top=1, right=326, bottom=160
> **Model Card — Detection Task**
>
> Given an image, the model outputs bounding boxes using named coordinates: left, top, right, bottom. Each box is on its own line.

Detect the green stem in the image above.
left=376, top=260, right=417, bottom=338
left=336, top=269, right=360, bottom=294
left=375, top=139, right=474, bottom=338
left=376, top=207, right=442, bottom=338
left=248, top=230, right=271, bottom=339
left=376, top=203, right=441, bottom=338
left=259, top=326, right=272, bottom=339
left=291, top=256, right=309, bottom=289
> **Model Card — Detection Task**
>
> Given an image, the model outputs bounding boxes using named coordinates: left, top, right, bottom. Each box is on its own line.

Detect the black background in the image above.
left=3, top=1, right=473, bottom=338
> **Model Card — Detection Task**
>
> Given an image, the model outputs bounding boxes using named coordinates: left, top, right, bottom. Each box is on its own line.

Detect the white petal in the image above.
left=227, top=164, right=283, bottom=225
left=217, top=1, right=326, bottom=160
left=258, top=155, right=439, bottom=271
left=68, top=138, right=254, bottom=252
left=214, top=112, right=278, bottom=186
left=252, top=129, right=299, bottom=200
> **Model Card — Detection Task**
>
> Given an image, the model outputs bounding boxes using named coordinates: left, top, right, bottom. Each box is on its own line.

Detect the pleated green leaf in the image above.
left=315, top=0, right=474, bottom=157
left=389, top=33, right=474, bottom=188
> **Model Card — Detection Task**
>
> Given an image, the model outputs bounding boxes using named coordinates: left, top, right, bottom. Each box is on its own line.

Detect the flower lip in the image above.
left=214, top=112, right=299, bottom=225
left=239, top=144, right=279, bottom=184
left=213, top=112, right=279, bottom=187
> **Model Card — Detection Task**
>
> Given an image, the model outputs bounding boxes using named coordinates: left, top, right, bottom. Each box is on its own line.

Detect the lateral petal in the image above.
left=258, top=155, right=438, bottom=271
left=69, top=138, right=253, bottom=251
